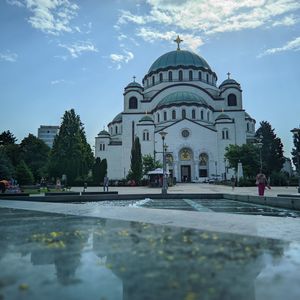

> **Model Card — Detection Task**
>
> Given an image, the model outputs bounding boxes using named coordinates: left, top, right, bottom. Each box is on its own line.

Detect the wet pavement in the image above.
left=1, top=207, right=300, bottom=300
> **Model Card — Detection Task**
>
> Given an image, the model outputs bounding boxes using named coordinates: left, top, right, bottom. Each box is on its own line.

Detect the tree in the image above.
left=224, top=144, right=260, bottom=178
left=256, top=121, right=285, bottom=175
left=0, top=149, right=14, bottom=179
left=0, top=130, right=17, bottom=146
left=291, top=129, right=300, bottom=172
left=92, top=157, right=102, bottom=184
left=48, top=109, right=94, bottom=184
left=128, top=137, right=143, bottom=184
left=15, top=160, right=34, bottom=185
left=19, top=134, right=50, bottom=181
left=99, top=159, right=107, bottom=183
left=142, top=154, right=162, bottom=175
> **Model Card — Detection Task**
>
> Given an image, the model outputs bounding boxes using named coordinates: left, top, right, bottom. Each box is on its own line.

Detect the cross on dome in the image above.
left=227, top=72, right=231, bottom=79
left=133, top=75, right=136, bottom=82
left=174, top=35, right=183, bottom=51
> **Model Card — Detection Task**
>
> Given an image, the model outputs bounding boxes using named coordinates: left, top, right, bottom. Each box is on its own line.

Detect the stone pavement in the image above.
left=71, top=183, right=299, bottom=196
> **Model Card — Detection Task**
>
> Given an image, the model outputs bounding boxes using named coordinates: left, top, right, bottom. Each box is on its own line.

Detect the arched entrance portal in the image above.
left=179, top=148, right=193, bottom=182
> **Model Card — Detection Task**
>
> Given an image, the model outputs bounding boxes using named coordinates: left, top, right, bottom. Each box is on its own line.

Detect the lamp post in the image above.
left=291, top=127, right=300, bottom=193
left=159, top=131, right=168, bottom=194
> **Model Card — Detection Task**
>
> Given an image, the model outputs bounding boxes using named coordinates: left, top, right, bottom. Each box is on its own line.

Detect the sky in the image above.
left=0, top=0, right=299, bottom=159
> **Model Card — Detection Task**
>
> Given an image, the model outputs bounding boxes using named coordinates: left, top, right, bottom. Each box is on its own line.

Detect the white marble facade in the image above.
left=95, top=42, right=256, bottom=182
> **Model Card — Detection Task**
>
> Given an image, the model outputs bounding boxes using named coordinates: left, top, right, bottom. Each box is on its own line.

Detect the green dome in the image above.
left=98, top=130, right=110, bottom=136
left=139, top=115, right=154, bottom=122
left=216, top=114, right=231, bottom=121
left=157, top=91, right=207, bottom=109
left=219, top=78, right=239, bottom=88
left=125, top=81, right=142, bottom=89
left=148, top=50, right=211, bottom=74
left=112, top=113, right=122, bottom=123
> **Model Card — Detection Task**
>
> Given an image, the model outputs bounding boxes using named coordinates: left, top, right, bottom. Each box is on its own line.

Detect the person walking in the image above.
left=256, top=170, right=270, bottom=196
left=103, top=175, right=109, bottom=192
left=230, top=175, right=236, bottom=190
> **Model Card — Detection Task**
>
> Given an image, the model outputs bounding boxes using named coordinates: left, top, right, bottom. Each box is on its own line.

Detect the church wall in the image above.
left=154, top=119, right=218, bottom=182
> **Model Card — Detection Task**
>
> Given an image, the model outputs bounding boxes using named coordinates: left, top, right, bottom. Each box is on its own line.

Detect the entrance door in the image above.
left=181, top=165, right=191, bottom=182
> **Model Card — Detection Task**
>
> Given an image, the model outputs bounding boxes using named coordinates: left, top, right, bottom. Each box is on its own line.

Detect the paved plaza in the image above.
left=71, top=182, right=299, bottom=197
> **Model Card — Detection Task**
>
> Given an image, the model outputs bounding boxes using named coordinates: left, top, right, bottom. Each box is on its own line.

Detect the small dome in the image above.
left=216, top=114, right=231, bottom=121
left=148, top=50, right=211, bottom=74
left=139, top=115, right=154, bottom=122
left=112, top=113, right=122, bottom=123
left=98, top=130, right=110, bottom=137
left=219, top=78, right=239, bottom=88
left=125, top=81, right=142, bottom=89
left=245, top=112, right=255, bottom=121
left=157, top=91, right=207, bottom=109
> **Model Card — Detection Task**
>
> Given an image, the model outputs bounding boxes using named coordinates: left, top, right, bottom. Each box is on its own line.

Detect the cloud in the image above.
left=258, top=36, right=300, bottom=57
left=7, top=0, right=79, bottom=35
left=272, top=15, right=299, bottom=27
left=110, top=50, right=134, bottom=69
left=6, top=0, right=24, bottom=7
left=50, top=79, right=73, bottom=85
left=118, top=0, right=300, bottom=36
left=0, top=50, right=18, bottom=62
left=137, top=28, right=203, bottom=51
left=59, top=41, right=98, bottom=58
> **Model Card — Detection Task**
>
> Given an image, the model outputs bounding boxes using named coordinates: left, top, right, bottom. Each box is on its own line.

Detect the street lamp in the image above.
left=159, top=131, right=168, bottom=195
left=291, top=127, right=300, bottom=193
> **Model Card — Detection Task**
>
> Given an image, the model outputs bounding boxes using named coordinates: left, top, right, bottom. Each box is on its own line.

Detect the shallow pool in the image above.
left=137, top=198, right=300, bottom=218
left=1, top=207, right=300, bottom=300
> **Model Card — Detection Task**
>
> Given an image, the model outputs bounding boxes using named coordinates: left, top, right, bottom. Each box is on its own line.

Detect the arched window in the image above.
left=129, top=97, right=138, bottom=109
left=157, top=113, right=160, bottom=123
left=110, top=127, right=113, bottom=134
left=172, top=110, right=176, bottom=120
left=179, top=70, right=183, bottom=81
left=222, top=128, right=229, bottom=140
left=192, top=109, right=196, bottom=119
left=182, top=109, right=186, bottom=119
left=206, top=74, right=209, bottom=83
left=152, top=76, right=155, bottom=86
left=207, top=111, right=210, bottom=122
left=163, top=111, right=167, bottom=121
left=168, top=71, right=172, bottom=81
left=100, top=144, right=105, bottom=151
left=247, top=123, right=250, bottom=132
left=228, top=94, right=237, bottom=106
left=143, top=130, right=149, bottom=141
left=115, top=126, right=118, bottom=135
left=198, top=71, right=202, bottom=81
left=200, top=110, right=204, bottom=120
left=189, top=70, right=193, bottom=81
left=159, top=73, right=163, bottom=83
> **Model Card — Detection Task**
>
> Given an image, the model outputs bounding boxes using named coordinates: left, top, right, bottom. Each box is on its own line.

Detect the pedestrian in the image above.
left=256, top=170, right=270, bottom=196
left=103, top=174, right=109, bottom=192
left=230, top=175, right=235, bottom=190
left=83, top=182, right=87, bottom=192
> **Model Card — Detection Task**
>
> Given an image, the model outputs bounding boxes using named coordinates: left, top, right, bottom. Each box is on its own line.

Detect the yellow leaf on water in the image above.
left=19, top=283, right=29, bottom=291
left=184, top=292, right=197, bottom=300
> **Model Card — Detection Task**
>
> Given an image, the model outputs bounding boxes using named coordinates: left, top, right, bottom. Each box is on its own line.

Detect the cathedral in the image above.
left=95, top=37, right=256, bottom=182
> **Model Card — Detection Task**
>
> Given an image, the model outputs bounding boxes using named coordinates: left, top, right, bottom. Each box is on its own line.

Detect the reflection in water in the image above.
left=0, top=208, right=299, bottom=300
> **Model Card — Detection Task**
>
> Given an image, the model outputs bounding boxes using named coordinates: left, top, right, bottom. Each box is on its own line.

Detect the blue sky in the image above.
left=0, top=0, right=299, bottom=159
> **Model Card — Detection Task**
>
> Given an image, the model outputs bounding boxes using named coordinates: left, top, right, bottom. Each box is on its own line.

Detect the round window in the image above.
left=182, top=129, right=190, bottom=138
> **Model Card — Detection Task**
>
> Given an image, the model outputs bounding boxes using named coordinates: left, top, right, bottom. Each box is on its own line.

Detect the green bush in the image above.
left=16, top=160, right=34, bottom=185
left=270, top=172, right=288, bottom=186
left=237, top=178, right=255, bottom=187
